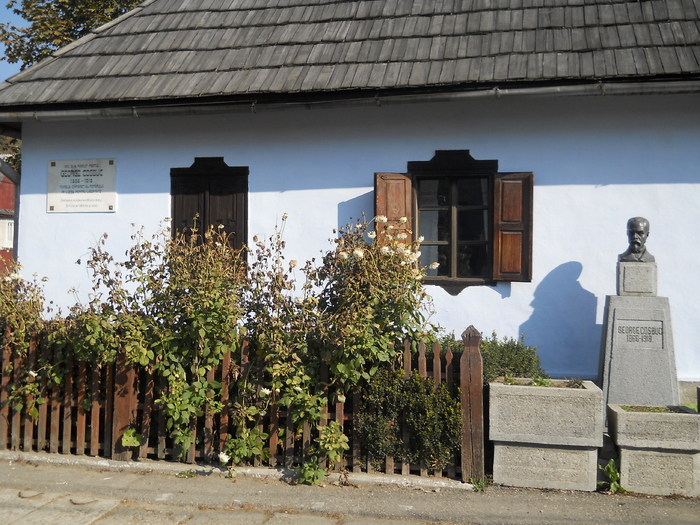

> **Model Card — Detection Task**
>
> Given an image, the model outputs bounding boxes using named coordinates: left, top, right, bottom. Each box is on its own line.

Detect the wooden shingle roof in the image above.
left=0, top=0, right=698, bottom=110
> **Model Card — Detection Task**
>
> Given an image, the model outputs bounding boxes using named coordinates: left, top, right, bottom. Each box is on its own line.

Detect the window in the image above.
left=171, top=157, right=248, bottom=250
left=375, top=150, right=533, bottom=293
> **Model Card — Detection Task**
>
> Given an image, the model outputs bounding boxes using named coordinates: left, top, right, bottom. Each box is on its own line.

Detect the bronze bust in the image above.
left=618, top=217, right=655, bottom=263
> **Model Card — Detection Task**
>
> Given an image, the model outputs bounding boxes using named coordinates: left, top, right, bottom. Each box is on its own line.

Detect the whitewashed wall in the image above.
left=17, top=93, right=700, bottom=380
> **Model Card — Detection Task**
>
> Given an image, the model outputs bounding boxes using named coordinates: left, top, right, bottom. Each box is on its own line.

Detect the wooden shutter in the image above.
left=374, top=172, right=413, bottom=242
left=171, top=158, right=248, bottom=250
left=493, top=172, right=533, bottom=281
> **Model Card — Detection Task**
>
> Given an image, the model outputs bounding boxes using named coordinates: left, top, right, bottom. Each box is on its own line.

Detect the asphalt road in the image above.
left=0, top=454, right=698, bottom=524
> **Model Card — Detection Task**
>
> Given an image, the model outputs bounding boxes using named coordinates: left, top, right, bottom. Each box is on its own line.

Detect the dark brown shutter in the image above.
left=374, top=172, right=413, bottom=242
left=171, top=158, right=248, bottom=250
left=171, top=176, right=205, bottom=232
left=493, top=172, right=533, bottom=281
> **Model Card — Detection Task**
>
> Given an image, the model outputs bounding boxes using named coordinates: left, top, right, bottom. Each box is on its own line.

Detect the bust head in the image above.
left=619, top=217, right=655, bottom=263
left=627, top=217, right=650, bottom=254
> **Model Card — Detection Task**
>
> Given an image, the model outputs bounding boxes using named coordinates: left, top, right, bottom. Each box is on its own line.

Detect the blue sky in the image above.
left=0, top=4, right=26, bottom=81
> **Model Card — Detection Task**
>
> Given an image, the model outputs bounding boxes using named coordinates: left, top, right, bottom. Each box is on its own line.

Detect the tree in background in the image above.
left=1, top=0, right=141, bottom=69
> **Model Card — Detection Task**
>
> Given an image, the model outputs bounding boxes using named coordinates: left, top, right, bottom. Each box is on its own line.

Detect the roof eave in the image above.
left=1, top=77, right=699, bottom=125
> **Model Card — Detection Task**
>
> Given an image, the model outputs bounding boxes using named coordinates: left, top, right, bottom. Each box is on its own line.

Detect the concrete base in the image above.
left=619, top=447, right=700, bottom=497
left=493, top=442, right=599, bottom=491
left=608, top=404, right=700, bottom=496
left=489, top=382, right=603, bottom=492
left=600, top=295, right=679, bottom=407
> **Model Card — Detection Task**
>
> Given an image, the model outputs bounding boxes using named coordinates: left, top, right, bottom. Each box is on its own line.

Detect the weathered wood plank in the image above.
left=23, top=338, right=37, bottom=452
left=418, top=340, right=427, bottom=378
left=37, top=342, right=50, bottom=452
left=61, top=357, right=73, bottom=454
left=75, top=361, right=87, bottom=455
left=0, top=329, right=11, bottom=450
left=112, top=349, right=138, bottom=461
left=49, top=349, right=61, bottom=454
left=157, top=375, right=166, bottom=459
left=140, top=368, right=155, bottom=459
left=460, top=326, right=484, bottom=482
left=203, top=366, right=215, bottom=462
left=90, top=366, right=100, bottom=456
left=11, top=351, right=21, bottom=450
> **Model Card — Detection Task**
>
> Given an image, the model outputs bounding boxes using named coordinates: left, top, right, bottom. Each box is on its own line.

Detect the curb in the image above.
left=0, top=450, right=472, bottom=492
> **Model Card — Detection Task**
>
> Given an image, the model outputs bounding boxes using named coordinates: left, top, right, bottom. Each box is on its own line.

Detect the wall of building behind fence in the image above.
left=16, top=93, right=700, bottom=380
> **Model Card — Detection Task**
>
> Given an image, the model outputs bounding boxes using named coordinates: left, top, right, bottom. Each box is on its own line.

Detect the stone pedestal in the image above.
left=600, top=263, right=679, bottom=407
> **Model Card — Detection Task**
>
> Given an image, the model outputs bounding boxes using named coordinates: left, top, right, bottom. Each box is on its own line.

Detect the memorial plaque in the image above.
left=47, top=159, right=117, bottom=213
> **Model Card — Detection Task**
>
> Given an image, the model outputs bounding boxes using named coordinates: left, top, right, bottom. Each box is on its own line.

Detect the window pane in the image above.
left=418, top=178, right=449, bottom=207
left=419, top=210, right=450, bottom=242
left=457, top=178, right=488, bottom=206
left=420, top=245, right=450, bottom=277
left=458, top=210, right=487, bottom=241
left=457, top=245, right=488, bottom=277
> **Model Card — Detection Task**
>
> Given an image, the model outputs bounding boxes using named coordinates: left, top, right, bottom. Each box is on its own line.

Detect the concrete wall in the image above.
left=16, top=93, right=700, bottom=380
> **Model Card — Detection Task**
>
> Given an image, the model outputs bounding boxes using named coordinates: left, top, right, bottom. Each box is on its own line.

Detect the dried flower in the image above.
left=338, top=251, right=349, bottom=260
left=428, top=262, right=440, bottom=269
left=282, top=213, right=289, bottom=220
left=260, top=387, right=272, bottom=396
left=367, top=231, right=376, bottom=239
left=352, top=248, right=364, bottom=259
left=417, top=236, right=425, bottom=243
left=380, top=246, right=391, bottom=256
left=219, top=451, right=231, bottom=465
left=217, top=223, right=225, bottom=229
left=399, top=216, right=408, bottom=224
left=295, top=297, right=304, bottom=305
left=397, top=232, right=408, bottom=240
left=374, top=215, right=388, bottom=223
left=289, top=260, right=298, bottom=268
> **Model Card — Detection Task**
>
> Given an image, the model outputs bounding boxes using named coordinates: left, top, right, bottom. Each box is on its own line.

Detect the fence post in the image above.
left=460, top=326, right=484, bottom=482
left=112, top=347, right=138, bottom=461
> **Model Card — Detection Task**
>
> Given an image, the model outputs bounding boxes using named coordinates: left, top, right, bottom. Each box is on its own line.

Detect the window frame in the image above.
left=375, top=150, right=533, bottom=295
left=415, top=173, right=494, bottom=287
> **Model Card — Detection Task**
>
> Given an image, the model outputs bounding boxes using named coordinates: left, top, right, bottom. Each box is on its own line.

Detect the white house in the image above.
left=0, top=0, right=698, bottom=392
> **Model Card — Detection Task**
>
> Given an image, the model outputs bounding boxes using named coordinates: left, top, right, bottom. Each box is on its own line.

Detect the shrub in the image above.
left=480, top=332, right=546, bottom=383
left=356, top=369, right=461, bottom=472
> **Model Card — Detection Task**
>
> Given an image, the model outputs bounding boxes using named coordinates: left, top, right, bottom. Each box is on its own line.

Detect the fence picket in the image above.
left=352, top=390, right=362, bottom=472
left=268, top=404, right=279, bottom=466
left=37, top=342, right=50, bottom=453
left=140, top=368, right=155, bottom=459
left=334, top=399, right=345, bottom=470
left=23, top=337, right=37, bottom=452
left=90, top=366, right=100, bottom=456
left=284, top=409, right=294, bottom=468
left=0, top=331, right=11, bottom=450
left=156, top=375, right=166, bottom=459
left=11, top=351, right=21, bottom=450
left=76, top=361, right=87, bottom=455
left=49, top=348, right=60, bottom=454
left=460, top=326, right=484, bottom=482
left=218, top=349, right=231, bottom=453
left=61, top=357, right=73, bottom=454
left=203, top=367, right=215, bottom=462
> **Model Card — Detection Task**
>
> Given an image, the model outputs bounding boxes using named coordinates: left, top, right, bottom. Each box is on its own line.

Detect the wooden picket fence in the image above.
left=0, top=327, right=484, bottom=481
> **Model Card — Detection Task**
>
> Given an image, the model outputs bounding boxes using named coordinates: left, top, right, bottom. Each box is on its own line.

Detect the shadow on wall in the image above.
left=337, top=191, right=373, bottom=231
left=519, top=262, right=601, bottom=379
